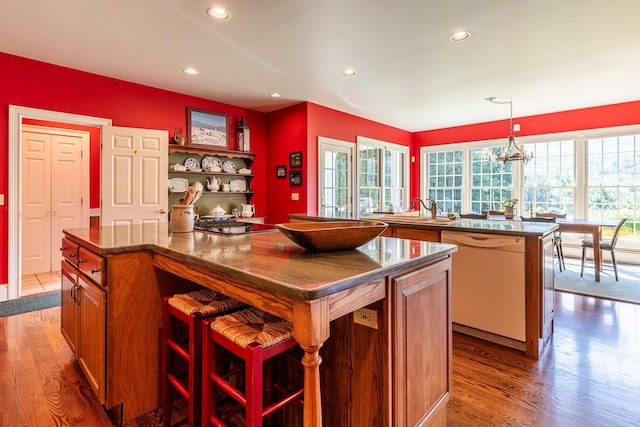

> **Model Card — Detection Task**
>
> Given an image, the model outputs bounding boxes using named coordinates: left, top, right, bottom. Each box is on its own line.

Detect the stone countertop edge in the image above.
left=288, top=213, right=558, bottom=238
left=62, top=226, right=458, bottom=301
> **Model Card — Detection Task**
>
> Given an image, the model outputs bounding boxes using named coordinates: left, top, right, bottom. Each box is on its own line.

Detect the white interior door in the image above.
left=101, top=126, right=168, bottom=228
left=22, top=130, right=52, bottom=275
left=22, top=126, right=87, bottom=276
left=318, top=137, right=354, bottom=218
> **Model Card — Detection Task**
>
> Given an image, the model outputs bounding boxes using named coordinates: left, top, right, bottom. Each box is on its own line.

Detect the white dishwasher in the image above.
left=441, top=230, right=526, bottom=343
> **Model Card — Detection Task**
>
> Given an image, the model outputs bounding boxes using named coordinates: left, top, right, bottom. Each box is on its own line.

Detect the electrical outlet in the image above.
left=291, top=193, right=299, bottom=201
left=353, top=308, right=378, bottom=329
left=0, top=194, right=4, bottom=205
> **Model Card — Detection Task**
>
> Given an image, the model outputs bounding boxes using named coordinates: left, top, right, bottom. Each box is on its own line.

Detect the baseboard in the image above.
left=0, top=284, right=7, bottom=302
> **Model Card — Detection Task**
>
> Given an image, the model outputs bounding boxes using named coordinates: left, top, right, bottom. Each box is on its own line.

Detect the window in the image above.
left=357, top=136, right=409, bottom=215
left=469, top=147, right=514, bottom=213
left=522, top=139, right=575, bottom=216
left=424, top=150, right=463, bottom=214
left=586, top=135, right=639, bottom=239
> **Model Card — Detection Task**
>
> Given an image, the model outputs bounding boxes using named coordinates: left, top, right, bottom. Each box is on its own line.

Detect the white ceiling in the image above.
left=2, top=0, right=640, bottom=132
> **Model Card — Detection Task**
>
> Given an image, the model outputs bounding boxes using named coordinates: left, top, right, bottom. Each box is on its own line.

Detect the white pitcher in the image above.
left=241, top=203, right=255, bottom=217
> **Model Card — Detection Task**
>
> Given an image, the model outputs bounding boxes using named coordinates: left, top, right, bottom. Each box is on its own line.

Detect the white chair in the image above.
left=580, top=218, right=627, bottom=281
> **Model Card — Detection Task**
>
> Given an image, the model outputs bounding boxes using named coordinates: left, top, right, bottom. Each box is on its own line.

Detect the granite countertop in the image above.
left=63, top=224, right=457, bottom=300
left=288, top=213, right=558, bottom=237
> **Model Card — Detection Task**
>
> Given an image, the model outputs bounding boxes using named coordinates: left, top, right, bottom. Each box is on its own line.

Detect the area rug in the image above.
left=0, top=292, right=61, bottom=317
left=555, top=259, right=640, bottom=304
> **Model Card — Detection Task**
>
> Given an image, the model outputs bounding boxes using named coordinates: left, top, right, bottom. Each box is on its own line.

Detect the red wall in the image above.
left=0, top=52, right=267, bottom=284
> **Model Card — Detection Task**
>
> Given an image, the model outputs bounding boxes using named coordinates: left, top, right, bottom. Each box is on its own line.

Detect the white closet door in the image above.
left=22, top=131, right=52, bottom=274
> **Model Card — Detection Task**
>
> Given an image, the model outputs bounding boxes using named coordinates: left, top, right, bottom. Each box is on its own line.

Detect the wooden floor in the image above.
left=1, top=291, right=639, bottom=426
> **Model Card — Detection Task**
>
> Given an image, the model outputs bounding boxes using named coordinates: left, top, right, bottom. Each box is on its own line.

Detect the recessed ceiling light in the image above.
left=206, top=7, right=230, bottom=20
left=183, top=68, right=199, bottom=75
left=449, top=31, right=471, bottom=42
left=270, top=93, right=282, bottom=98
left=342, top=68, right=357, bottom=76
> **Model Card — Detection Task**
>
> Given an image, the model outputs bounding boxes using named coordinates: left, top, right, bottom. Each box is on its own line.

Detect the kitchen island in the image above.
left=61, top=224, right=457, bottom=426
left=290, top=214, right=557, bottom=359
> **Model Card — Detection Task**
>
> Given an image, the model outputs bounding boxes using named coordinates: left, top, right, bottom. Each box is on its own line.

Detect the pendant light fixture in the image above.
left=486, top=97, right=533, bottom=164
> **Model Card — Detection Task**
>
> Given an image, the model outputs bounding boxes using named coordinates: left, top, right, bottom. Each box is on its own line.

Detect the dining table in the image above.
left=555, top=218, right=619, bottom=282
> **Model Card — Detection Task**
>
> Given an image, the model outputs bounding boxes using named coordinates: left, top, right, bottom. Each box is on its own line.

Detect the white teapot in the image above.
left=205, top=177, right=220, bottom=191
left=241, top=203, right=255, bottom=217
left=211, top=205, right=226, bottom=217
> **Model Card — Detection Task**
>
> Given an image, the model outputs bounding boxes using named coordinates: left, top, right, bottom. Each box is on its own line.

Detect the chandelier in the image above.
left=486, top=97, right=533, bottom=164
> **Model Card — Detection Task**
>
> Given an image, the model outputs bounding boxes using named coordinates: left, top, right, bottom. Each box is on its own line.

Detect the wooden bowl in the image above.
left=275, top=220, right=388, bottom=252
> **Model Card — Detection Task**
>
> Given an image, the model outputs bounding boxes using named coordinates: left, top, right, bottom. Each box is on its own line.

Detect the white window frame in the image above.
left=357, top=136, right=410, bottom=213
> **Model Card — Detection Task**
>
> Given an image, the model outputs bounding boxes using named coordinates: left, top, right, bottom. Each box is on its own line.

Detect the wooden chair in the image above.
left=161, top=289, right=244, bottom=427
left=521, top=216, right=566, bottom=271
left=581, top=218, right=627, bottom=281
left=536, top=213, right=567, bottom=271
left=202, top=307, right=304, bottom=427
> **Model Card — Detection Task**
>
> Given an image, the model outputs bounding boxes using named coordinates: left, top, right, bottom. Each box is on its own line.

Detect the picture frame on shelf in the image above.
left=187, top=107, right=228, bottom=148
left=290, top=170, right=302, bottom=186
left=289, top=151, right=302, bottom=168
left=276, top=165, right=287, bottom=178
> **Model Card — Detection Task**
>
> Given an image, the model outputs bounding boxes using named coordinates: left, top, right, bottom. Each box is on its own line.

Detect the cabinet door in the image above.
left=60, top=260, right=78, bottom=356
left=77, top=275, right=107, bottom=404
left=391, top=259, right=452, bottom=427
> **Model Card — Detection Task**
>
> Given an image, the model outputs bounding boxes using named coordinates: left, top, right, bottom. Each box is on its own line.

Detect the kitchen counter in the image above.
left=289, top=213, right=558, bottom=237
left=63, top=224, right=457, bottom=426
left=289, top=213, right=557, bottom=360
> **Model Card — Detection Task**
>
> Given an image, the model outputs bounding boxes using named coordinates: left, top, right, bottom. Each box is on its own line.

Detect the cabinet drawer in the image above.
left=60, top=238, right=80, bottom=266
left=78, top=248, right=105, bottom=287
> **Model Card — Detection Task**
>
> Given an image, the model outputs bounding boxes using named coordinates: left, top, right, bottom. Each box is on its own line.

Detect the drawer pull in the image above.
left=91, top=268, right=100, bottom=274
left=69, top=253, right=76, bottom=258
left=78, top=259, right=86, bottom=263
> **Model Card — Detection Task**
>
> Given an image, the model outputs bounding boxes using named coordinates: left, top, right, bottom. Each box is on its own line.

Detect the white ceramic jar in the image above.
left=170, top=205, right=194, bottom=232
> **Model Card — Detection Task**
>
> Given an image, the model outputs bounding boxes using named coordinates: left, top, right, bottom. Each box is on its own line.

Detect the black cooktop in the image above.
left=193, top=218, right=277, bottom=235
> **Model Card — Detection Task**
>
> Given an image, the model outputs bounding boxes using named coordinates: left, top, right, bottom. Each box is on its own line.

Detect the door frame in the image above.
left=317, top=136, right=355, bottom=217
left=7, top=105, right=112, bottom=300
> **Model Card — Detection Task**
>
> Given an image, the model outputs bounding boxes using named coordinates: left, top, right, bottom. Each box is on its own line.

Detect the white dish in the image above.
left=194, top=182, right=204, bottom=192
left=201, top=156, right=222, bottom=171
left=184, top=157, right=199, bottom=171
left=168, top=177, right=189, bottom=192
left=237, top=168, right=252, bottom=175
left=229, top=179, right=246, bottom=192
left=222, top=160, right=236, bottom=172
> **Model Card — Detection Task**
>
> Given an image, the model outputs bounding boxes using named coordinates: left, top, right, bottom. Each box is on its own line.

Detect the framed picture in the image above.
left=289, top=151, right=302, bottom=168
left=290, top=170, right=302, bottom=186
left=187, top=107, right=228, bottom=148
left=276, top=165, right=287, bottom=178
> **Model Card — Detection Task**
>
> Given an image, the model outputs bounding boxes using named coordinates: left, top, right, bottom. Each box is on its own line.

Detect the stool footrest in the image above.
left=263, top=387, right=304, bottom=418
left=167, top=374, right=189, bottom=400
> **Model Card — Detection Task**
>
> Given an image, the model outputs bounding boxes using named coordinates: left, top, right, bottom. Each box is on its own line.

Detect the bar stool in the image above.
left=162, top=289, right=245, bottom=427
left=202, top=307, right=304, bottom=426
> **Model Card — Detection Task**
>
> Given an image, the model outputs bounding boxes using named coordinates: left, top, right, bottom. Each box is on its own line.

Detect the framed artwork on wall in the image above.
left=290, top=170, right=302, bottom=186
left=187, top=107, right=228, bottom=148
left=276, top=165, right=287, bottom=178
left=289, top=151, right=302, bottom=168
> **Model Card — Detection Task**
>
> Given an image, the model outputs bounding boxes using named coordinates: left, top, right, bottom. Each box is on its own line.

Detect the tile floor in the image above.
left=21, top=271, right=61, bottom=297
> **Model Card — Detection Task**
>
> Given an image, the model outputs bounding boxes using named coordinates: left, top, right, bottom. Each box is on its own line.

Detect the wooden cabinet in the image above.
left=60, top=242, right=107, bottom=404
left=390, top=259, right=452, bottom=427
left=77, top=274, right=106, bottom=403
left=168, top=146, right=256, bottom=216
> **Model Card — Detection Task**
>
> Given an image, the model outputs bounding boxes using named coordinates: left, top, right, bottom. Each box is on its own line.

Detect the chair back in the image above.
left=521, top=216, right=556, bottom=223
left=460, top=213, right=487, bottom=219
left=536, top=212, right=567, bottom=219
left=610, top=218, right=627, bottom=247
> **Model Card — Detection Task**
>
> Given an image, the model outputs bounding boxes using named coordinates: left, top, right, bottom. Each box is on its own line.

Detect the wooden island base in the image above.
left=61, top=226, right=455, bottom=426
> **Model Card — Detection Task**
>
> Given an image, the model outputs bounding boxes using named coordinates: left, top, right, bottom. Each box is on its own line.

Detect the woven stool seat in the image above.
left=168, top=289, right=244, bottom=316
left=211, top=307, right=294, bottom=349
left=162, top=289, right=244, bottom=427
left=203, top=307, right=303, bottom=426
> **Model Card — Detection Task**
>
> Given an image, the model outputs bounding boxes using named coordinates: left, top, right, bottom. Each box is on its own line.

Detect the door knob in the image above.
left=157, top=208, right=167, bottom=214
